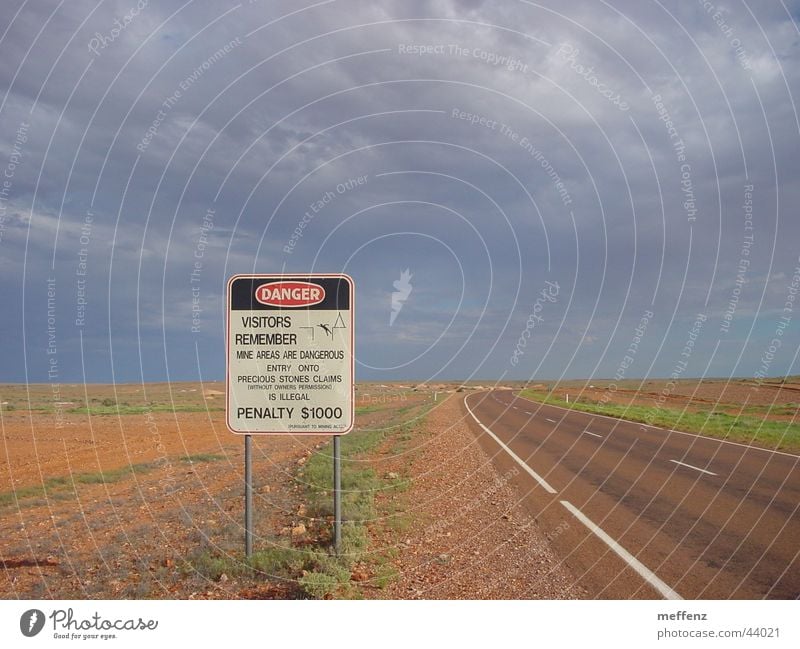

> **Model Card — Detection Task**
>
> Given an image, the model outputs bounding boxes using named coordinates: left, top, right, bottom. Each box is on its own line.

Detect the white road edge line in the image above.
left=514, top=391, right=800, bottom=460
left=669, top=459, right=718, bottom=476
left=560, top=500, right=682, bottom=600
left=464, top=395, right=557, bottom=494
left=583, top=431, right=603, bottom=438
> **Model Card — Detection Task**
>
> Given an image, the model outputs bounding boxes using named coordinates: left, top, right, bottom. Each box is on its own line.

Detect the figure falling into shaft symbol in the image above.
left=318, top=323, right=332, bottom=337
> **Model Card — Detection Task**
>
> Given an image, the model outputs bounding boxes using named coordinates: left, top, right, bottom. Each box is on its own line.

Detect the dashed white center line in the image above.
left=583, top=431, right=603, bottom=438
left=546, top=418, right=556, bottom=423
left=669, top=459, right=717, bottom=476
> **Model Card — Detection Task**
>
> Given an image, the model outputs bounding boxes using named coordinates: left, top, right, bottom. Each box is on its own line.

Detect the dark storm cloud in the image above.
left=0, top=0, right=798, bottom=383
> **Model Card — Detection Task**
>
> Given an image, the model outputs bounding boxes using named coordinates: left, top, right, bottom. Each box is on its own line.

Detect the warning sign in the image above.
left=226, top=274, right=354, bottom=435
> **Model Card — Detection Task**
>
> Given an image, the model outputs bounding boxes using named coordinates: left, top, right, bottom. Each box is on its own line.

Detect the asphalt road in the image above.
left=464, top=390, right=800, bottom=599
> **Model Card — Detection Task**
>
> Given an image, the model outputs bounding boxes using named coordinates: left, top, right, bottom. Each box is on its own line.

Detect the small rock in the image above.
left=219, top=573, right=229, bottom=583
left=387, top=472, right=399, bottom=480
left=291, top=523, right=306, bottom=537
left=351, top=568, right=368, bottom=582
left=297, top=504, right=307, bottom=516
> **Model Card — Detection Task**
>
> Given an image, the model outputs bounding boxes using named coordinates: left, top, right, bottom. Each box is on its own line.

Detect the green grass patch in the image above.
left=249, top=546, right=312, bottom=576
left=518, top=390, right=800, bottom=450
left=74, top=462, right=156, bottom=484
left=294, top=422, right=419, bottom=597
left=184, top=543, right=355, bottom=598
left=66, top=404, right=224, bottom=416
left=184, top=543, right=318, bottom=582
left=298, top=571, right=340, bottom=599
left=0, top=484, right=55, bottom=507
left=0, top=462, right=158, bottom=507
left=354, top=404, right=383, bottom=415
left=372, top=563, right=399, bottom=589
left=182, top=420, right=422, bottom=598
left=393, top=401, right=436, bottom=420
left=385, top=512, right=413, bottom=532
left=183, top=551, right=247, bottom=581
left=737, top=403, right=799, bottom=416
left=180, top=453, right=224, bottom=463
left=303, top=459, right=379, bottom=522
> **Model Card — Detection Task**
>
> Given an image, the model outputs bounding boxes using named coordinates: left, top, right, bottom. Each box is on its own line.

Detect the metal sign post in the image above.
left=245, top=434, right=253, bottom=559
left=226, top=274, right=354, bottom=559
left=333, top=435, right=342, bottom=554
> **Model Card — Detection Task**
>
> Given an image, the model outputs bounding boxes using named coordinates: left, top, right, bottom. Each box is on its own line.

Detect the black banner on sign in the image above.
left=230, top=276, right=351, bottom=311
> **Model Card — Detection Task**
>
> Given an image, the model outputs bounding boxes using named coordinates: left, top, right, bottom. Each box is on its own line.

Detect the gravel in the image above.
left=373, top=394, right=585, bottom=599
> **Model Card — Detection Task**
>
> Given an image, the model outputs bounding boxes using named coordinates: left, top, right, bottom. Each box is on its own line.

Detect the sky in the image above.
left=0, top=0, right=798, bottom=384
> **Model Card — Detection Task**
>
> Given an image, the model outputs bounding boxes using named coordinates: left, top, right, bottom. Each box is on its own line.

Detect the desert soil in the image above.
left=544, top=378, right=800, bottom=420
left=0, top=382, right=582, bottom=599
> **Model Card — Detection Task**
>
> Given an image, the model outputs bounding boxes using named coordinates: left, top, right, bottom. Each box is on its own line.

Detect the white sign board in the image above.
left=226, top=274, right=354, bottom=435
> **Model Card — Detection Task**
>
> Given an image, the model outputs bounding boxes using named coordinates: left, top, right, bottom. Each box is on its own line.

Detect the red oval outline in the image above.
left=254, top=281, right=326, bottom=307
